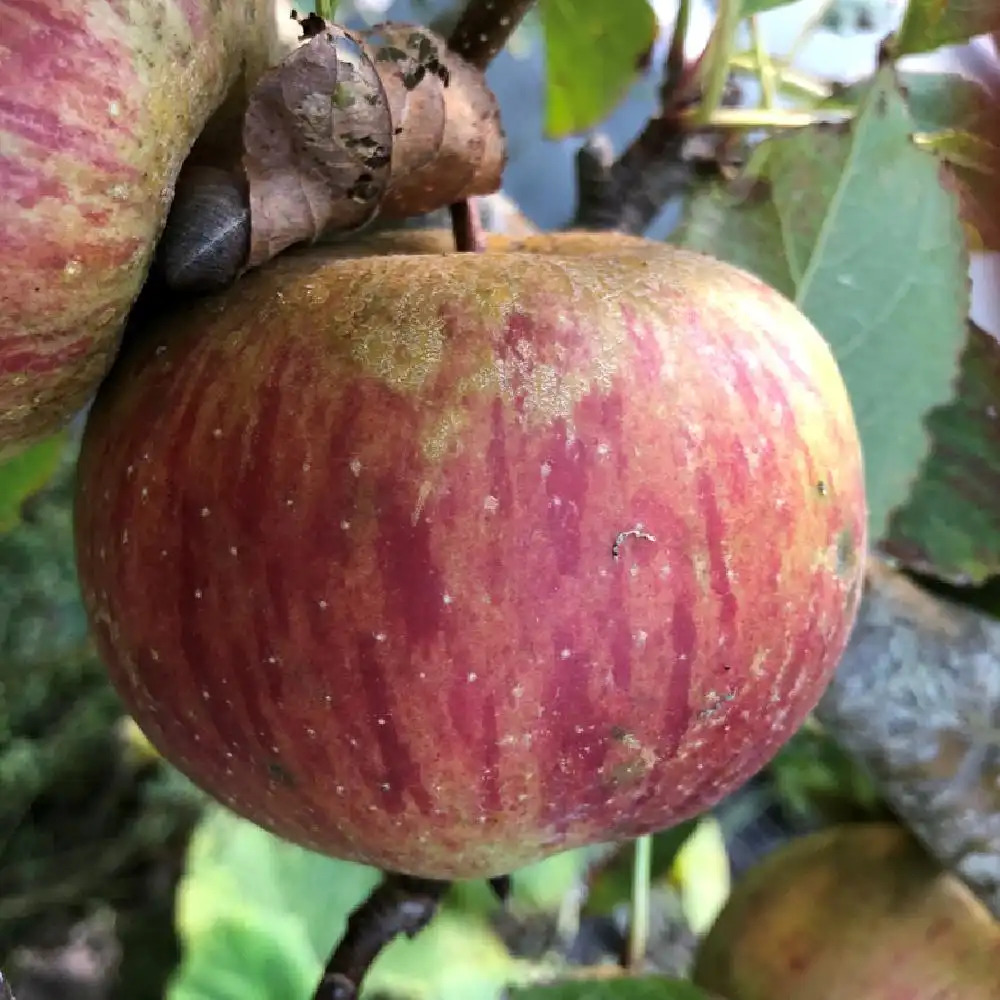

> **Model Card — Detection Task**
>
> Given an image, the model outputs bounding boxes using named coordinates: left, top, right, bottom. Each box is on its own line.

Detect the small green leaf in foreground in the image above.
left=893, top=0, right=999, bottom=56
left=0, top=433, right=66, bottom=535
left=540, top=0, right=657, bottom=138
left=674, top=68, right=969, bottom=541
left=169, top=806, right=531, bottom=1000
left=510, top=975, right=718, bottom=1000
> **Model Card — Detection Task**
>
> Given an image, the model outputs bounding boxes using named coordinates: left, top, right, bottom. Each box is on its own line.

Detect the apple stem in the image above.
left=449, top=198, right=486, bottom=253
left=312, top=874, right=450, bottom=1000
left=626, top=834, right=653, bottom=969
left=445, top=0, right=537, bottom=252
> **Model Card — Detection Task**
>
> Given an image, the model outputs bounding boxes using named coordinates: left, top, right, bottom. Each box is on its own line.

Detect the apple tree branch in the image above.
left=816, top=558, right=1000, bottom=918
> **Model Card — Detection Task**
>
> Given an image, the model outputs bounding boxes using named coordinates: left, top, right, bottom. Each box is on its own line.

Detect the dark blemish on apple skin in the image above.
left=836, top=527, right=856, bottom=578
left=267, top=759, right=296, bottom=787
left=816, top=479, right=829, bottom=497
left=611, top=526, right=656, bottom=560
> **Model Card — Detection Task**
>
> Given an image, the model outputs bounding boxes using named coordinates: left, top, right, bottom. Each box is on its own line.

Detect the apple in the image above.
left=0, top=0, right=289, bottom=457
left=74, top=230, right=867, bottom=879
left=693, top=823, right=1000, bottom=999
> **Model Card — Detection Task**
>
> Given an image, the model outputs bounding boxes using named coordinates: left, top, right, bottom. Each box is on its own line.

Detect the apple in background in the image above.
left=74, top=230, right=866, bottom=879
left=694, top=823, right=1000, bottom=999
left=0, top=0, right=293, bottom=457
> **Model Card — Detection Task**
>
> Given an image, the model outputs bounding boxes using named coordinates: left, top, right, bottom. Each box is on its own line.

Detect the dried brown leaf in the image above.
left=243, top=28, right=392, bottom=268
left=241, top=22, right=505, bottom=268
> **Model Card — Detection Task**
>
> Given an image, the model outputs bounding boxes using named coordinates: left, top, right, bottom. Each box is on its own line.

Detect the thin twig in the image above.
left=312, top=875, right=450, bottom=1000
left=446, top=0, right=537, bottom=251
left=728, top=54, right=832, bottom=101
left=749, top=16, right=777, bottom=109
left=626, top=834, right=653, bottom=969
left=693, top=0, right=741, bottom=124
left=687, top=106, right=852, bottom=129
left=782, top=0, right=838, bottom=69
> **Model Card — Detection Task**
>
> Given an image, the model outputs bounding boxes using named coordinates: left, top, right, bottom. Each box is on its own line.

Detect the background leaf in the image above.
left=170, top=807, right=531, bottom=1000
left=674, top=68, right=969, bottom=541
left=540, top=0, right=657, bottom=138
left=826, top=71, right=1000, bottom=249
left=882, top=323, right=1000, bottom=584
left=168, top=913, right=316, bottom=1000
left=893, top=0, right=1000, bottom=56
left=0, top=433, right=67, bottom=535
left=509, top=975, right=718, bottom=1000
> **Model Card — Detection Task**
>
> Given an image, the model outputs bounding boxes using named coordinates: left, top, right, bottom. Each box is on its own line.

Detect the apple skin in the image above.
left=693, top=823, right=1000, bottom=999
left=75, top=230, right=867, bottom=879
left=0, top=0, right=285, bottom=457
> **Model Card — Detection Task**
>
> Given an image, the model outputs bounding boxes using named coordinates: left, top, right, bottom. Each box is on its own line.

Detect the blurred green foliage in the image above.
left=0, top=441, right=203, bottom=979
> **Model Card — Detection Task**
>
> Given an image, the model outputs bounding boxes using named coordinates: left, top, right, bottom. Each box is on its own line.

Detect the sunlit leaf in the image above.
left=0, top=433, right=66, bottom=535
left=540, top=0, right=657, bottom=138
left=170, top=806, right=531, bottom=1000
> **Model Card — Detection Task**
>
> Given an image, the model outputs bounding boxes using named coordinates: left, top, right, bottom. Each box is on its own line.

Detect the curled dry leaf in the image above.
left=243, top=22, right=505, bottom=269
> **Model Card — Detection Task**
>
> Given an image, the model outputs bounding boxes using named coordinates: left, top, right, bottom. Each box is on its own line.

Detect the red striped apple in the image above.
left=0, top=0, right=287, bottom=455
left=74, top=230, right=867, bottom=879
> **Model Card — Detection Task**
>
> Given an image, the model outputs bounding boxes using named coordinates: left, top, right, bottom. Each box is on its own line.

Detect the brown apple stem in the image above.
left=312, top=874, right=450, bottom=1000
left=449, top=197, right=486, bottom=252
left=815, top=557, right=1000, bottom=919
left=447, top=0, right=537, bottom=71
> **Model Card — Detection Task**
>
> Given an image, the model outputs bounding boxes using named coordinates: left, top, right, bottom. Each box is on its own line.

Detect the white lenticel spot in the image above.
left=349, top=458, right=362, bottom=476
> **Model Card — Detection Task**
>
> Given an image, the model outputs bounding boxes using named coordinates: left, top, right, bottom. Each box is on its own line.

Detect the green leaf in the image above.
left=740, top=0, right=800, bottom=16
left=674, top=68, right=969, bottom=541
left=168, top=913, right=317, bottom=1000
left=827, top=71, right=992, bottom=136
left=174, top=806, right=380, bottom=964
left=170, top=806, right=530, bottom=1000
left=509, top=976, right=718, bottom=1000
left=882, top=323, right=1000, bottom=584
left=826, top=71, right=1000, bottom=249
left=540, top=0, right=657, bottom=138
left=893, top=0, right=999, bottom=56
left=364, top=909, right=528, bottom=1000
left=0, top=433, right=67, bottom=535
